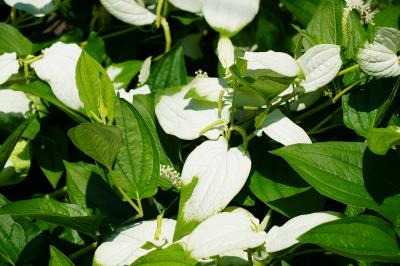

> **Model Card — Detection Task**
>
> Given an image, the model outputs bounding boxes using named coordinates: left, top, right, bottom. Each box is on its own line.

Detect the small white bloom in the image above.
left=93, top=219, right=176, bottom=266
left=180, top=138, right=251, bottom=223
left=3, top=0, right=59, bottom=17
left=0, top=52, right=19, bottom=86
left=202, top=0, right=260, bottom=37
left=256, top=109, right=312, bottom=146
left=185, top=208, right=266, bottom=259
left=31, top=42, right=84, bottom=111
left=265, top=212, right=341, bottom=253
left=99, top=0, right=156, bottom=26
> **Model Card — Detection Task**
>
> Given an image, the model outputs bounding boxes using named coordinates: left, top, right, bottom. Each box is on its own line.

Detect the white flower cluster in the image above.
left=344, top=0, right=378, bottom=24
left=160, top=164, right=182, bottom=189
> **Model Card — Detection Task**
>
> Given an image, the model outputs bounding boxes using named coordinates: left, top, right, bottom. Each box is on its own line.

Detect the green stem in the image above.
left=69, top=242, right=98, bottom=261
left=309, top=124, right=340, bottom=135
left=331, top=80, right=361, bottom=103
left=101, top=27, right=137, bottom=39
left=160, top=17, right=171, bottom=54
left=199, top=119, right=228, bottom=137
left=44, top=186, right=67, bottom=200
left=116, top=185, right=143, bottom=218
left=10, top=8, right=16, bottom=26
left=155, top=0, right=166, bottom=28
left=337, top=64, right=359, bottom=77
left=18, top=19, right=43, bottom=29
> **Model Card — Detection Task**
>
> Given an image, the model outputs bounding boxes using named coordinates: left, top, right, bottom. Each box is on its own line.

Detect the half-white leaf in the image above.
left=185, top=208, right=266, bottom=259
left=180, top=138, right=251, bottom=223
left=202, top=0, right=260, bottom=37
left=3, top=0, right=59, bottom=17
left=155, top=77, right=230, bottom=140
left=31, top=42, right=84, bottom=111
left=0, top=89, right=31, bottom=115
left=168, top=0, right=203, bottom=13
left=358, top=42, right=400, bottom=78
left=99, top=0, right=156, bottom=26
left=256, top=109, right=312, bottom=145
left=297, top=44, right=342, bottom=92
left=0, top=52, right=19, bottom=86
left=117, top=85, right=151, bottom=102
left=265, top=212, right=340, bottom=253
left=93, top=219, right=176, bottom=266
left=374, top=27, right=400, bottom=53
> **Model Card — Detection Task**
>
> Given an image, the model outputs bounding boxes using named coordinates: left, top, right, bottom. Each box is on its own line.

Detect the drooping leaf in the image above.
left=3, top=0, right=59, bottom=17
left=68, top=123, right=123, bottom=170
left=34, top=126, right=68, bottom=188
left=272, top=142, right=400, bottom=222
left=0, top=23, right=32, bottom=56
left=131, top=243, right=198, bottom=266
left=0, top=195, right=41, bottom=266
left=0, top=198, right=102, bottom=238
left=147, top=45, right=188, bottom=92
left=305, top=0, right=344, bottom=47
left=49, top=246, right=75, bottom=266
left=76, top=50, right=116, bottom=123
left=65, top=161, right=132, bottom=224
left=342, top=78, right=399, bottom=136
left=0, top=117, right=33, bottom=172
left=364, top=126, right=400, bottom=155
left=112, top=99, right=159, bottom=200
left=299, top=215, right=400, bottom=262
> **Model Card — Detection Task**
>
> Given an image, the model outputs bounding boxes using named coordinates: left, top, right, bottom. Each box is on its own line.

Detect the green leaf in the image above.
left=65, top=161, right=131, bottom=224
left=131, top=244, right=198, bottom=266
left=147, top=45, right=188, bottom=92
left=107, top=60, right=143, bottom=90
left=10, top=81, right=88, bottom=123
left=364, top=126, right=400, bottom=155
left=112, top=99, right=159, bottom=200
left=49, top=246, right=75, bottom=266
left=305, top=0, right=343, bottom=47
left=374, top=6, right=400, bottom=28
left=271, top=142, right=400, bottom=222
left=76, top=51, right=116, bottom=124
left=0, top=198, right=102, bottom=238
left=84, top=32, right=106, bottom=63
left=0, top=117, right=32, bottom=171
left=34, top=126, right=68, bottom=188
left=282, top=0, right=320, bottom=26
left=299, top=215, right=400, bottom=262
left=0, top=195, right=41, bottom=266
left=0, top=23, right=32, bottom=57
left=342, top=78, right=400, bottom=136
left=68, top=123, right=123, bottom=170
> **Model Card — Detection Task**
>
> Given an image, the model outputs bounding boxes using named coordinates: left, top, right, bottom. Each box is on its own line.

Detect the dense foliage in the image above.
left=0, top=0, right=400, bottom=265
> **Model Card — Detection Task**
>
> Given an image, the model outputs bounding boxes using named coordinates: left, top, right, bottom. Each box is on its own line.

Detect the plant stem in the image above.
left=160, top=17, right=171, bottom=54
left=101, top=27, right=137, bottom=39
left=116, top=185, right=143, bottom=218
left=44, top=186, right=67, bottom=200
left=331, top=80, right=361, bottom=103
left=337, top=64, right=359, bottom=77
left=155, top=0, right=165, bottom=28
left=69, top=242, right=98, bottom=261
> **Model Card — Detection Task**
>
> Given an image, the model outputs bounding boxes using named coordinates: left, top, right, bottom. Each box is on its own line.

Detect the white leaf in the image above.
left=358, top=42, right=400, bottom=78
left=0, top=53, right=19, bottom=86
left=180, top=138, right=251, bottom=222
left=265, top=212, right=341, bottom=253
left=217, top=36, right=235, bottom=70
left=278, top=85, right=323, bottom=112
left=256, top=109, right=312, bottom=145
left=168, top=0, right=203, bottom=13
left=138, top=56, right=152, bottom=84
left=298, top=44, right=342, bottom=92
left=3, top=0, right=59, bottom=17
left=244, top=51, right=299, bottom=78
left=186, top=208, right=266, bottom=259
left=99, top=0, right=156, bottom=26
left=93, top=219, right=176, bottom=266
left=155, top=77, right=230, bottom=140
left=31, top=42, right=84, bottom=111
left=0, top=89, right=31, bottom=115
left=202, top=0, right=260, bottom=37
left=117, top=85, right=151, bottom=102
left=374, top=27, right=400, bottom=53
